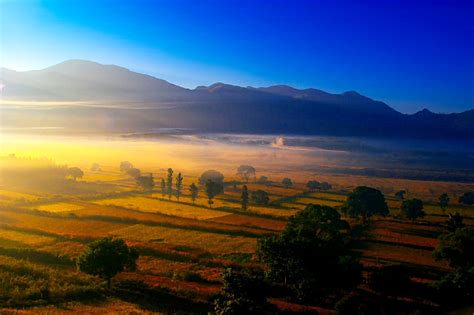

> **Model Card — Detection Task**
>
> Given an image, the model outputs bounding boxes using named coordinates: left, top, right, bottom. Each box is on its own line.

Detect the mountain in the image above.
left=1, top=60, right=473, bottom=138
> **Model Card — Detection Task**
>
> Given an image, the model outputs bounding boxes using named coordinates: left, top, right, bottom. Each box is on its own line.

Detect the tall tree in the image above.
left=160, top=179, right=166, bottom=199
left=241, top=185, right=249, bottom=210
left=175, top=172, right=183, bottom=200
left=342, top=186, right=389, bottom=224
left=166, top=168, right=173, bottom=200
left=205, top=180, right=224, bottom=208
left=189, top=183, right=199, bottom=203
left=439, top=193, right=450, bottom=213
left=401, top=198, right=425, bottom=222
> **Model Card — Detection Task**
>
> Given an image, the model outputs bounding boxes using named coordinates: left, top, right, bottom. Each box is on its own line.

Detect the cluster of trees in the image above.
left=306, top=180, right=332, bottom=191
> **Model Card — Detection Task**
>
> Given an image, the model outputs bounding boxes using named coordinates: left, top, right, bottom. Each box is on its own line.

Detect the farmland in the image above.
left=0, top=136, right=473, bottom=314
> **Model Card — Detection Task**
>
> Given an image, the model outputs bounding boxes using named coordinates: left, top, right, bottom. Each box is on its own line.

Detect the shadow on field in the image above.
left=112, top=280, right=211, bottom=314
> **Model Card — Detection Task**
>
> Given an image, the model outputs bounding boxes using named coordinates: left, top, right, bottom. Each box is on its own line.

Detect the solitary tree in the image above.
left=395, top=190, right=406, bottom=200
left=237, top=165, right=256, bottom=182
left=119, top=161, right=133, bottom=172
left=90, top=163, right=101, bottom=172
left=342, top=186, right=389, bottom=224
left=241, top=185, right=249, bottom=210
left=126, top=167, right=141, bottom=179
left=439, top=193, right=450, bottom=213
left=256, top=176, right=269, bottom=185
left=205, top=180, right=224, bottom=208
left=166, top=168, right=173, bottom=200
left=307, top=180, right=320, bottom=191
left=77, top=237, right=138, bottom=288
left=401, top=198, right=425, bottom=222
left=67, top=167, right=84, bottom=181
left=189, top=183, right=199, bottom=203
left=160, top=179, right=166, bottom=199
left=175, top=172, right=183, bottom=201
left=199, top=170, right=224, bottom=185
left=251, top=190, right=270, bottom=205
left=459, top=192, right=474, bottom=205
left=282, top=177, right=293, bottom=188
left=136, top=174, right=154, bottom=191
left=433, top=227, right=474, bottom=268
left=446, top=212, right=465, bottom=232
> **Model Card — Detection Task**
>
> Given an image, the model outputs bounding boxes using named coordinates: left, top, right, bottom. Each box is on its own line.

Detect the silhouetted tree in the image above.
left=433, top=227, right=474, bottom=268
left=251, top=190, right=269, bottom=205
left=77, top=237, right=138, bottom=288
left=67, top=167, right=84, bottom=181
left=119, top=161, right=133, bottom=172
left=342, top=186, right=389, bottom=224
left=401, top=198, right=425, bottom=222
left=256, top=176, right=269, bottom=185
left=160, top=179, right=166, bottom=198
left=281, top=177, right=293, bottom=188
left=459, top=192, right=474, bottom=205
left=214, top=268, right=268, bottom=315
left=175, top=172, right=183, bottom=200
left=126, top=167, right=141, bottom=179
left=395, top=190, right=406, bottom=200
left=446, top=212, right=465, bottom=232
left=257, top=204, right=361, bottom=301
left=166, top=168, right=173, bottom=199
left=241, top=185, right=249, bottom=210
left=136, top=174, right=154, bottom=191
left=205, top=180, right=224, bottom=208
left=439, top=193, right=450, bottom=213
left=307, top=180, right=332, bottom=191
left=199, top=170, right=224, bottom=186
left=237, top=165, right=256, bottom=182
left=189, top=183, right=199, bottom=203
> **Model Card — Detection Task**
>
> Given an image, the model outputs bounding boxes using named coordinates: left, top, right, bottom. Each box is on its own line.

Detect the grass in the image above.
left=36, top=202, right=85, bottom=212
left=93, top=196, right=228, bottom=220
left=110, top=224, right=257, bottom=255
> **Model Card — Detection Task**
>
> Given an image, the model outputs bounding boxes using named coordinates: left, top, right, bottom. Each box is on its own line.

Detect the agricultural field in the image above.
left=0, top=145, right=473, bottom=314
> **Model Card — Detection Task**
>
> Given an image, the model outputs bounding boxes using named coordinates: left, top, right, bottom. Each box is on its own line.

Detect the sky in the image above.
left=0, top=0, right=473, bottom=113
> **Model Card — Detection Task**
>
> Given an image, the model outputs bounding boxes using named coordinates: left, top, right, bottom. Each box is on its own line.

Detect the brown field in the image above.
left=0, top=136, right=473, bottom=313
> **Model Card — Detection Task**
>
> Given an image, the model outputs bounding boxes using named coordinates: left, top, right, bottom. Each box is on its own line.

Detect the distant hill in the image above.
left=1, top=60, right=473, bottom=138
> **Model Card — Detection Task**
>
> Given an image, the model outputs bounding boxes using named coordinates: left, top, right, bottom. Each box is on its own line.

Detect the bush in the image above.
left=431, top=267, right=474, bottom=308
left=369, top=264, right=411, bottom=295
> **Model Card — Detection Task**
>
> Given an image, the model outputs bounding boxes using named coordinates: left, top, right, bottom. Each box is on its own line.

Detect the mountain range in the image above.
left=1, top=60, right=473, bottom=138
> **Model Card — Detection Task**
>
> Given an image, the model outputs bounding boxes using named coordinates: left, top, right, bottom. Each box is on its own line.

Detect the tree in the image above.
left=251, top=190, right=269, bottom=205
left=205, top=180, right=224, bottom=208
left=341, top=186, right=389, bottom=224
left=306, top=180, right=320, bottom=191
left=166, top=168, right=173, bottom=199
left=175, top=172, right=183, bottom=200
left=214, top=268, right=268, bottom=315
left=257, top=204, right=360, bottom=301
left=256, top=176, right=269, bottom=185
left=395, top=190, right=406, bottom=200
left=433, top=227, right=474, bottom=268
left=199, top=170, right=224, bottom=186
left=136, top=174, right=154, bottom=191
left=237, top=165, right=256, bottom=182
left=459, top=192, right=474, bottom=205
left=90, top=163, right=101, bottom=172
left=67, top=167, right=84, bottom=181
left=77, top=237, right=138, bottom=288
left=160, top=179, right=166, bottom=199
left=189, top=183, right=199, bottom=203
left=241, top=185, right=249, bottom=210
left=119, top=161, right=133, bottom=172
left=281, top=177, right=293, bottom=188
left=368, top=264, right=411, bottom=295
left=401, top=198, right=425, bottom=222
left=439, top=193, right=450, bottom=213
left=446, top=212, right=465, bottom=232
left=126, top=167, right=141, bottom=179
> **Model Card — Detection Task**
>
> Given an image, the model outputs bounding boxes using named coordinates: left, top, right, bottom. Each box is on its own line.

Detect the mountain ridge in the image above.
left=1, top=60, right=473, bottom=138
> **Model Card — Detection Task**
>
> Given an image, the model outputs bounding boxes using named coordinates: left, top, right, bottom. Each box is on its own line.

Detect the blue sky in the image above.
left=0, top=0, right=473, bottom=113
